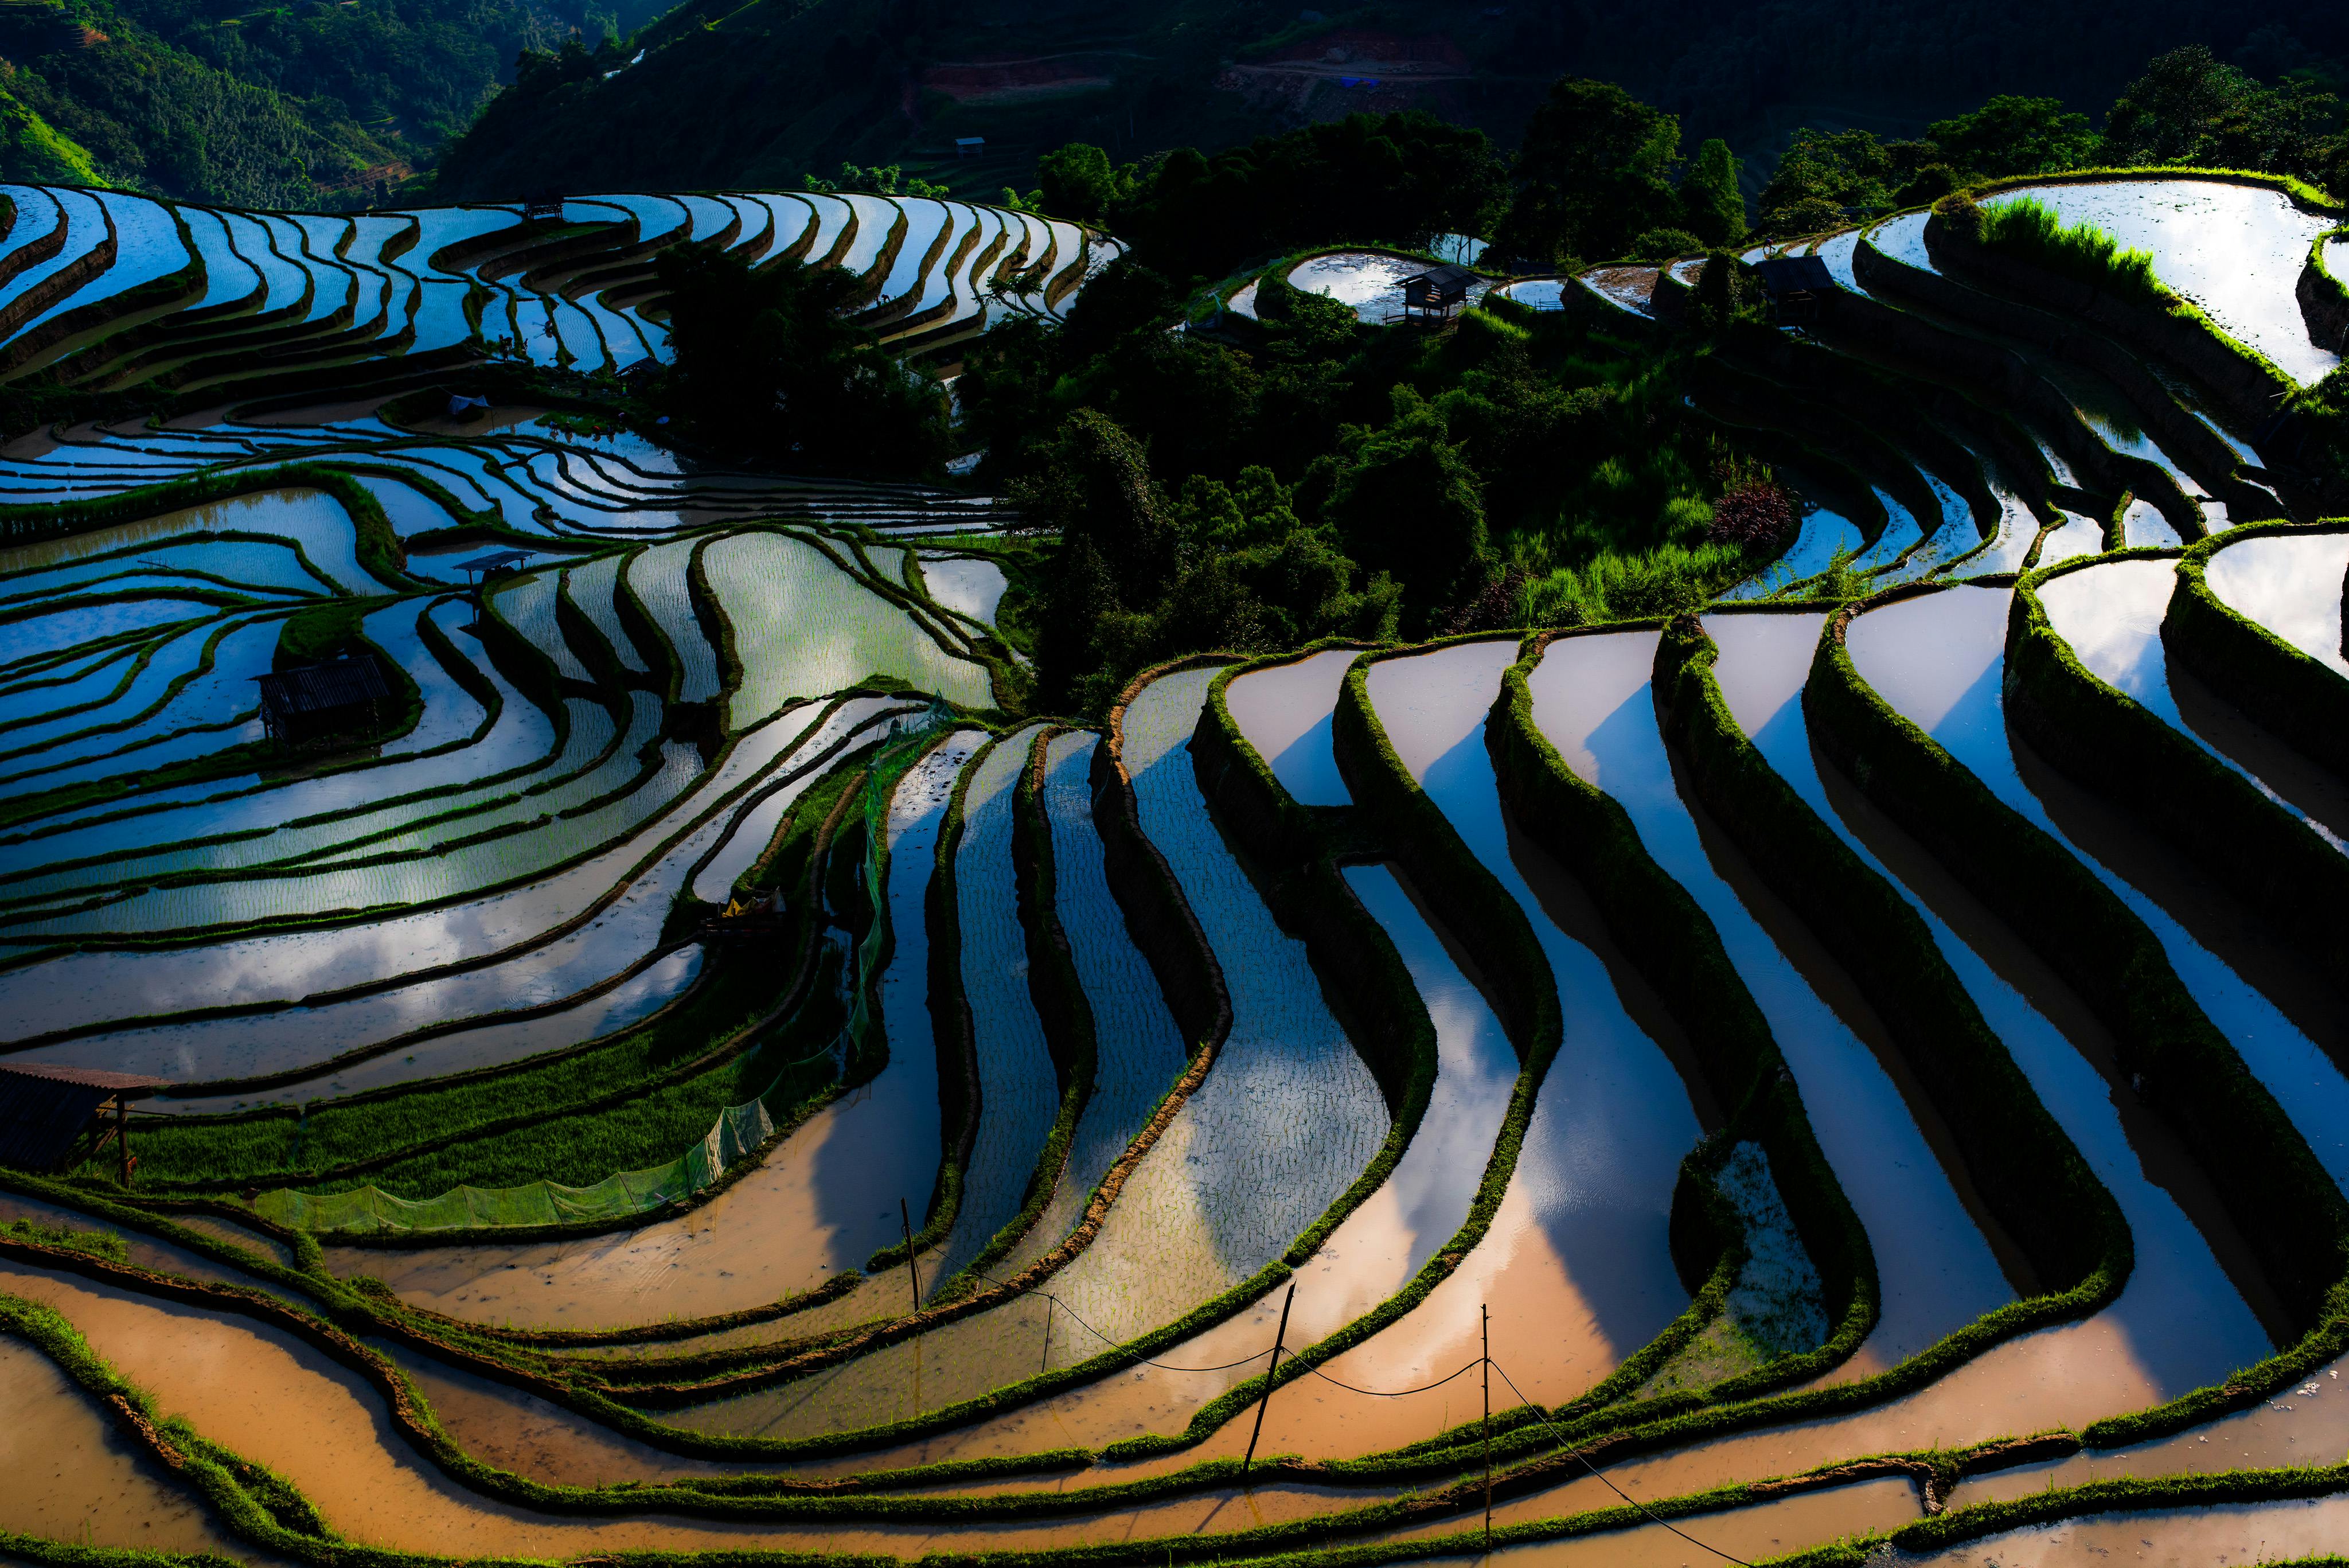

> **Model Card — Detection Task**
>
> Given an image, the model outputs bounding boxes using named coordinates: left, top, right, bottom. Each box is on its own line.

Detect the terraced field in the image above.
left=6, top=169, right=2349, bottom=1568
left=0, top=184, right=1111, bottom=400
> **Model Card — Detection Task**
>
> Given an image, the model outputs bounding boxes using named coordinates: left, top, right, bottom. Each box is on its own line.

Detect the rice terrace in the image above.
left=7, top=24, right=2349, bottom=1568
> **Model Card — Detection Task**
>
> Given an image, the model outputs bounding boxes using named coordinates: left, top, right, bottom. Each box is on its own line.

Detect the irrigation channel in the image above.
left=5, top=169, right=2349, bottom=1568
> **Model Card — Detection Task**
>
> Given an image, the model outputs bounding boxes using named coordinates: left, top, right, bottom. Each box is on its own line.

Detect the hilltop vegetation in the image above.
left=881, top=43, right=2344, bottom=713
left=0, top=0, right=673, bottom=206
left=430, top=0, right=2349, bottom=205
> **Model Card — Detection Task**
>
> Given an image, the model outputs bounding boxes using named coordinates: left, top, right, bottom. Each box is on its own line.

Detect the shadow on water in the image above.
left=1500, top=804, right=1724, bottom=1132
left=1537, top=633, right=2015, bottom=1371
left=1805, top=727, right=2298, bottom=1350
left=2005, top=716, right=2349, bottom=1071
left=2166, top=654, right=2349, bottom=847
left=1659, top=697, right=2041, bottom=1301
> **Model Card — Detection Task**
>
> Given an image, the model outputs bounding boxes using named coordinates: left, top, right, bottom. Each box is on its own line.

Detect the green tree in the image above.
left=1924, top=95, right=2098, bottom=177
left=1496, top=78, right=1681, bottom=266
left=651, top=245, right=949, bottom=474
left=1755, top=127, right=1924, bottom=235
left=2104, top=45, right=2341, bottom=175
left=1036, top=143, right=1129, bottom=222
left=1679, top=137, right=1747, bottom=245
left=1324, top=387, right=1493, bottom=631
left=1008, top=408, right=1181, bottom=607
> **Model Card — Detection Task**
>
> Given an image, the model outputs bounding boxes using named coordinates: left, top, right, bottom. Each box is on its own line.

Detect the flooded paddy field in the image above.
left=4, top=167, right=2348, bottom=1568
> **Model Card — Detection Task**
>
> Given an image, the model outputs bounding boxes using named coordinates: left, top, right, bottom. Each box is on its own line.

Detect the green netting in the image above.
left=256, top=1097, right=775, bottom=1235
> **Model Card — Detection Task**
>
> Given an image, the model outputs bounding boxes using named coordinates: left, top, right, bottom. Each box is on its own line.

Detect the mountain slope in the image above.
left=430, top=0, right=2349, bottom=204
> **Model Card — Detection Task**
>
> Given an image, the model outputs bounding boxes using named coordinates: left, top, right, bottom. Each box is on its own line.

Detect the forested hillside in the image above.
left=430, top=0, right=2349, bottom=202
left=0, top=0, right=673, bottom=206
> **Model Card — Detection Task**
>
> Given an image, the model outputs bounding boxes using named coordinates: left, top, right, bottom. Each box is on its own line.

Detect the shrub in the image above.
left=1706, top=479, right=1800, bottom=547
left=1630, top=225, right=1703, bottom=260
left=1522, top=539, right=1746, bottom=623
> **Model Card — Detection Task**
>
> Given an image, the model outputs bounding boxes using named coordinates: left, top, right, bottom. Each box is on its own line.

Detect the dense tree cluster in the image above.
left=1754, top=47, right=2349, bottom=235
left=946, top=239, right=1747, bottom=707
left=647, top=245, right=951, bottom=474
left=1020, top=113, right=1511, bottom=284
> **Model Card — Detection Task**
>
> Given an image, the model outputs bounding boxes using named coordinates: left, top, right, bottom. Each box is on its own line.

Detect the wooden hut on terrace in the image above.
left=255, top=656, right=391, bottom=747
left=454, top=547, right=534, bottom=588
left=0, top=1064, right=170, bottom=1182
left=1401, top=264, right=1477, bottom=323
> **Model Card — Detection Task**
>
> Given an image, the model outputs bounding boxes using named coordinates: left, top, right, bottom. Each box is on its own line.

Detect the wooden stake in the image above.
left=1040, top=1296, right=1053, bottom=1373
left=900, top=1198, right=923, bottom=1312
left=1482, top=1302, right=1492, bottom=1550
left=1240, top=1282, right=1296, bottom=1480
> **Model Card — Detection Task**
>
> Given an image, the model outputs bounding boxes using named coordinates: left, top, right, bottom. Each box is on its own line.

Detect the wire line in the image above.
left=1489, top=1358, right=1752, bottom=1567
left=1305, top=1356, right=1486, bottom=1397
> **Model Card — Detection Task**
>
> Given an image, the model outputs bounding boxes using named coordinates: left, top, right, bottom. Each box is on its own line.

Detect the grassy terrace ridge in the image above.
left=2007, top=548, right=2349, bottom=993
left=1659, top=608, right=2131, bottom=1313
left=2163, top=519, right=2349, bottom=781
left=1809, top=584, right=2349, bottom=1432
left=0, top=1140, right=2338, bottom=1563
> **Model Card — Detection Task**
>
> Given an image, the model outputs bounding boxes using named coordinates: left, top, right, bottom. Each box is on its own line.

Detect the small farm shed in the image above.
left=955, top=137, right=986, bottom=158
left=255, top=657, right=390, bottom=746
left=0, top=1063, right=169, bottom=1181
left=455, top=548, right=534, bottom=587
left=1751, top=254, right=1838, bottom=326
left=1401, top=264, right=1477, bottom=322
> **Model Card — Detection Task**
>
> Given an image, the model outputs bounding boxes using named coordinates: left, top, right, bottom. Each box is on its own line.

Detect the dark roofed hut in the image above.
left=1751, top=253, right=1839, bottom=328
left=455, top=548, right=534, bottom=587
left=255, top=656, right=391, bottom=748
left=1401, top=264, right=1477, bottom=324
left=0, top=1063, right=170, bottom=1181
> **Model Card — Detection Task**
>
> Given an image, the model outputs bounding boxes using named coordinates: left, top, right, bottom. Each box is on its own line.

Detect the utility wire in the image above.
left=1488, top=1358, right=1752, bottom=1567
left=1305, top=1357, right=1486, bottom=1398
left=971, top=1269, right=1276, bottom=1373
left=963, top=1269, right=1749, bottom=1563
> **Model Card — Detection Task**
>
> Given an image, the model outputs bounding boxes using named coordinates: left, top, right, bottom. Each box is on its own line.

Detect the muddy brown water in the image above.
left=1894, top=1488, right=2349, bottom=1566
left=1473, top=1476, right=1919, bottom=1567
left=650, top=668, right=1394, bottom=1458
left=1371, top=1306, right=2256, bottom=1553
left=648, top=859, right=1520, bottom=1467
left=1356, top=641, right=1705, bottom=1409
left=1945, top=1355, right=2349, bottom=1511
left=0, top=1333, right=249, bottom=1554
left=0, top=1192, right=285, bottom=1293
left=0, top=1253, right=1390, bottom=1555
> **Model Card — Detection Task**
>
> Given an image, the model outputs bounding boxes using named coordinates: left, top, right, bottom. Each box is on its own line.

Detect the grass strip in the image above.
left=96, top=747, right=867, bottom=1199
left=1928, top=188, right=2295, bottom=443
